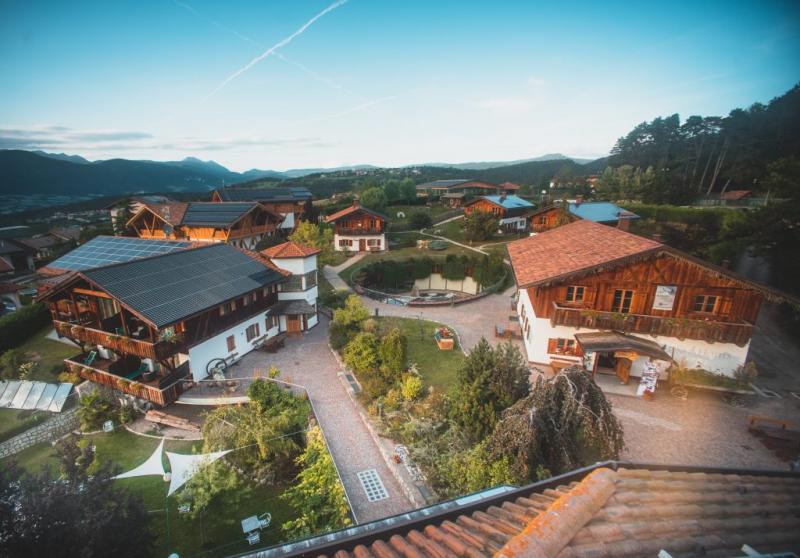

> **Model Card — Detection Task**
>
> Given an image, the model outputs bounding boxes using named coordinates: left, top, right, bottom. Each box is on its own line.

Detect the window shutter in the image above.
left=547, top=338, right=557, bottom=354
left=718, top=297, right=733, bottom=317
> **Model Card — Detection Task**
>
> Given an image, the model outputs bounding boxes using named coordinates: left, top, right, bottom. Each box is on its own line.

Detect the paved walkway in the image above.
left=323, top=253, right=365, bottom=292
left=229, top=316, right=414, bottom=524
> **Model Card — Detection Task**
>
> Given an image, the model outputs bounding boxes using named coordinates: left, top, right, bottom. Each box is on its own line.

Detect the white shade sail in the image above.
left=113, top=439, right=166, bottom=480
left=166, top=449, right=231, bottom=496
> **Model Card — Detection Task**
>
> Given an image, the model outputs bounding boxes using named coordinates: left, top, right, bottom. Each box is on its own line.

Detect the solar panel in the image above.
left=47, top=236, right=193, bottom=272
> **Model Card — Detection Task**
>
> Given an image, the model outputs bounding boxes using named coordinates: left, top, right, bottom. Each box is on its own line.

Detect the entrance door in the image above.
left=359, top=238, right=366, bottom=251
left=287, top=315, right=302, bottom=335
left=615, top=358, right=632, bottom=385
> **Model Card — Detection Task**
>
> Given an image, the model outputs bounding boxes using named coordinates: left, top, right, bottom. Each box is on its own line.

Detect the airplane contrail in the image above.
left=205, top=0, right=348, bottom=100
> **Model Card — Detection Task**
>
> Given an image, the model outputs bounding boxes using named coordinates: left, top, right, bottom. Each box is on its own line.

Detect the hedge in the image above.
left=356, top=255, right=505, bottom=290
left=0, top=303, right=50, bottom=353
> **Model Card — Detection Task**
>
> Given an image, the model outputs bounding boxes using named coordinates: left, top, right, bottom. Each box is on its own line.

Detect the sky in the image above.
left=0, top=0, right=798, bottom=172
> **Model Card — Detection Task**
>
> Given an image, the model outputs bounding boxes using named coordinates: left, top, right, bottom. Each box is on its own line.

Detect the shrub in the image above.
left=77, top=390, right=117, bottom=431
left=411, top=257, right=433, bottom=279
left=118, top=405, right=137, bottom=425
left=328, top=322, right=350, bottom=352
left=0, top=303, right=50, bottom=353
left=343, top=332, right=380, bottom=374
left=442, top=254, right=467, bottom=280
left=408, top=211, right=433, bottom=230
left=734, top=362, right=758, bottom=387
left=333, top=295, right=369, bottom=331
left=0, top=349, right=26, bottom=380
left=400, top=375, right=423, bottom=401
left=379, top=328, right=407, bottom=377
left=57, top=370, right=81, bottom=384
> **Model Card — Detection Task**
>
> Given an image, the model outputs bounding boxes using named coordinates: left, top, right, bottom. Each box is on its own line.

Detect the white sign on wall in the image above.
left=652, top=285, right=677, bottom=311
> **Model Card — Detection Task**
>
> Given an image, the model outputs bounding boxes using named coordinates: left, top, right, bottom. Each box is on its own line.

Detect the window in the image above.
left=367, top=238, right=381, bottom=247
left=565, top=286, right=585, bottom=303
left=226, top=335, right=235, bottom=352
left=265, top=314, right=278, bottom=331
left=548, top=338, right=580, bottom=356
left=219, top=301, right=236, bottom=316
left=611, top=289, right=634, bottom=313
left=304, top=269, right=318, bottom=288
left=537, top=216, right=547, bottom=225
left=283, top=275, right=304, bottom=292
left=693, top=295, right=719, bottom=313
left=338, top=239, right=353, bottom=248
left=246, top=323, right=260, bottom=342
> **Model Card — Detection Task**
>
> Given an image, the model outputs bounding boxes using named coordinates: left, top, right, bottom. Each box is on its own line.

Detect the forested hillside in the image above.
left=598, top=84, right=800, bottom=204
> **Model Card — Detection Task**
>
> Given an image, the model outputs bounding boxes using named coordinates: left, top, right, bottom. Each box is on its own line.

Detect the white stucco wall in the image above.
left=187, top=312, right=279, bottom=381
left=414, top=273, right=480, bottom=295
left=333, top=233, right=386, bottom=252
left=499, top=216, right=528, bottom=229
left=517, top=288, right=751, bottom=377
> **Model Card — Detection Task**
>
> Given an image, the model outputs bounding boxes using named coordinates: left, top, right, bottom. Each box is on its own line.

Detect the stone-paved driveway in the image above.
left=230, top=316, right=413, bottom=524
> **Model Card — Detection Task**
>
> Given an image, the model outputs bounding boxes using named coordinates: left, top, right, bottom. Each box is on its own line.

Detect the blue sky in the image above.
left=0, top=0, right=798, bottom=171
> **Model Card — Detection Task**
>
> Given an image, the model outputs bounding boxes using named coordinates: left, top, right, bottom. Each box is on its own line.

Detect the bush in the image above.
left=442, top=254, right=467, bottom=281
left=0, top=303, right=50, bottom=353
left=333, top=295, right=370, bottom=331
left=734, top=362, right=758, bottom=387
left=118, top=405, right=137, bottom=425
left=343, top=332, right=380, bottom=374
left=408, top=211, right=433, bottom=229
left=400, top=375, right=423, bottom=401
left=77, top=390, right=117, bottom=431
left=329, top=322, right=350, bottom=352
left=0, top=349, right=26, bottom=380
left=319, top=288, right=349, bottom=310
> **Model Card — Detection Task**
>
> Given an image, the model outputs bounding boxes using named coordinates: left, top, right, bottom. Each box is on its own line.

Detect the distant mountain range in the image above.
left=0, top=149, right=602, bottom=198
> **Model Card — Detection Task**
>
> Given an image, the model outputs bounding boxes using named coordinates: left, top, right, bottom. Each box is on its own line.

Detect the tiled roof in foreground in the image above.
left=241, top=462, right=800, bottom=558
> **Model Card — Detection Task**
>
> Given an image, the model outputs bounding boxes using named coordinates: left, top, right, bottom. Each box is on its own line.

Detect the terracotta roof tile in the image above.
left=260, top=241, right=321, bottom=258
left=235, top=246, right=292, bottom=277
left=507, top=219, right=662, bottom=287
left=324, top=202, right=388, bottom=223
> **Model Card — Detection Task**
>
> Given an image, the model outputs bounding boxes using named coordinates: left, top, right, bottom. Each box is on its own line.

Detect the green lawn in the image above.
left=0, top=408, right=49, bottom=443
left=13, top=326, right=79, bottom=382
left=12, top=429, right=298, bottom=557
left=386, top=204, right=452, bottom=224
left=378, top=317, right=465, bottom=392
left=338, top=244, right=477, bottom=286
left=429, top=217, right=527, bottom=246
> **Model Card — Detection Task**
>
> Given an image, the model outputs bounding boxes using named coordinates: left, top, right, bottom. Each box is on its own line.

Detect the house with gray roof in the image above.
left=38, top=241, right=320, bottom=406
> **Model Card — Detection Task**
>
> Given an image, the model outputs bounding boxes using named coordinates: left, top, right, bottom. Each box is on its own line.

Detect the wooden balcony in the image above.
left=335, top=227, right=385, bottom=235
left=65, top=354, right=190, bottom=407
left=550, top=302, right=754, bottom=347
left=54, top=320, right=185, bottom=360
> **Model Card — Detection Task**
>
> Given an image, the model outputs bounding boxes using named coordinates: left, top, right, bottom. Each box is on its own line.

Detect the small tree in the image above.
left=463, top=210, right=499, bottom=241
left=440, top=442, right=518, bottom=496
left=343, top=332, right=380, bottom=375
left=359, top=187, right=388, bottom=211
left=288, top=220, right=336, bottom=266
left=490, top=342, right=530, bottom=409
left=0, top=348, right=25, bottom=380
left=488, top=367, right=625, bottom=481
left=408, top=211, right=433, bottom=230
left=379, top=327, right=407, bottom=377
left=178, top=458, right=242, bottom=521
left=400, top=375, right=423, bottom=401
left=333, top=295, right=369, bottom=331
left=281, top=426, right=352, bottom=538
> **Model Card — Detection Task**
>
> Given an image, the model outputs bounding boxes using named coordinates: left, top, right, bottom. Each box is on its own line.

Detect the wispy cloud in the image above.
left=0, top=125, right=332, bottom=152
left=205, top=0, right=348, bottom=100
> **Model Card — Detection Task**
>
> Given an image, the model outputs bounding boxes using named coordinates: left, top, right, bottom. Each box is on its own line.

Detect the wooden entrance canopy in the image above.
left=574, top=331, right=673, bottom=362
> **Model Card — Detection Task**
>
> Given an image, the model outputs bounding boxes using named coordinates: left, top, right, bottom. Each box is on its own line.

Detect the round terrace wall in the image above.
left=352, top=255, right=507, bottom=306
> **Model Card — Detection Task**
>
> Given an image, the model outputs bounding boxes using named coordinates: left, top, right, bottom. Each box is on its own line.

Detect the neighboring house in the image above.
left=261, top=241, right=321, bottom=333
left=415, top=179, right=502, bottom=198
left=508, top=219, right=789, bottom=379
left=39, top=241, right=320, bottom=407
left=528, top=200, right=638, bottom=233
left=50, top=226, right=82, bottom=243
left=325, top=201, right=388, bottom=252
left=719, top=189, right=752, bottom=202
left=126, top=202, right=284, bottom=250
left=17, top=234, right=66, bottom=261
left=258, top=456, right=800, bottom=557
left=464, top=194, right=535, bottom=232
left=212, top=186, right=313, bottom=232
left=106, top=196, right=172, bottom=232
left=499, top=181, right=522, bottom=193
left=0, top=239, right=35, bottom=276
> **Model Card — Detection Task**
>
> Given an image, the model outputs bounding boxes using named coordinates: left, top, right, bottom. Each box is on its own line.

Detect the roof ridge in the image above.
left=496, top=468, right=618, bottom=558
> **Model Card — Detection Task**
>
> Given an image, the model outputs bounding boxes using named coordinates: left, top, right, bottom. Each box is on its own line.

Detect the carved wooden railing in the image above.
left=335, top=227, right=385, bottom=235
left=550, top=302, right=754, bottom=347
left=54, top=320, right=184, bottom=360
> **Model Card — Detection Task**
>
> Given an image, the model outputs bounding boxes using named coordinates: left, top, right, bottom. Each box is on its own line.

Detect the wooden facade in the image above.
left=127, top=205, right=280, bottom=245
left=330, top=210, right=386, bottom=236
left=45, top=276, right=281, bottom=406
left=527, top=253, right=762, bottom=347
left=210, top=192, right=312, bottom=227
left=464, top=198, right=505, bottom=217
left=530, top=206, right=574, bottom=233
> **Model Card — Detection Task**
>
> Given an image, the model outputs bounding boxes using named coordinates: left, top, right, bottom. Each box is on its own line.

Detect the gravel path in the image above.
left=230, top=316, right=414, bottom=524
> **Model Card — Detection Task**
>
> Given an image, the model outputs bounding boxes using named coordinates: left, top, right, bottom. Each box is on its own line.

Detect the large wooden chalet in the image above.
left=126, top=202, right=283, bottom=250
left=415, top=179, right=516, bottom=208
left=39, top=242, right=320, bottom=406
left=529, top=200, right=638, bottom=233
left=464, top=194, right=535, bottom=232
left=508, top=220, right=789, bottom=381
left=212, top=186, right=313, bottom=232
left=325, top=201, right=388, bottom=252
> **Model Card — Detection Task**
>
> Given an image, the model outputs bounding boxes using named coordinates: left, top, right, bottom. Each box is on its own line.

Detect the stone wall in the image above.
left=0, top=408, right=79, bottom=459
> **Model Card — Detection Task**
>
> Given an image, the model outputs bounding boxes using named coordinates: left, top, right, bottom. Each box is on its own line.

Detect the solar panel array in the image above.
left=216, top=187, right=312, bottom=202
left=48, top=236, right=192, bottom=272
left=83, top=243, right=284, bottom=328
left=181, top=203, right=257, bottom=227
left=0, top=380, right=73, bottom=412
